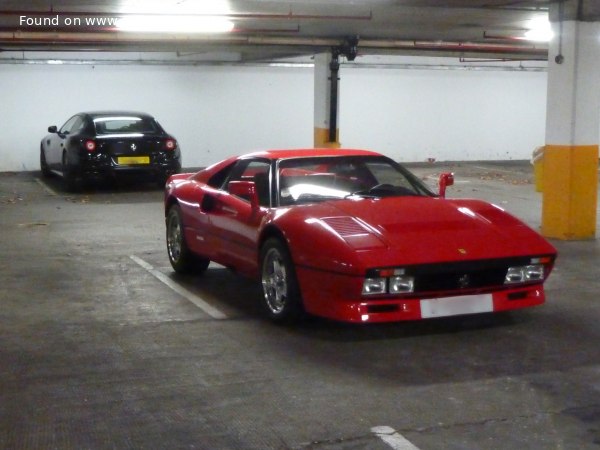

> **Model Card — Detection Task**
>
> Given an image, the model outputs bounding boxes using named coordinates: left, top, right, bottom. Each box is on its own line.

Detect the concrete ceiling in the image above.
left=0, top=1, right=599, bottom=62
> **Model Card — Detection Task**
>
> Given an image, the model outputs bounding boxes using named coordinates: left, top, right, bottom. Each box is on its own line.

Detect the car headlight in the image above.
left=389, top=275, right=415, bottom=293
left=505, top=264, right=544, bottom=284
left=362, top=270, right=415, bottom=296
left=362, top=277, right=387, bottom=295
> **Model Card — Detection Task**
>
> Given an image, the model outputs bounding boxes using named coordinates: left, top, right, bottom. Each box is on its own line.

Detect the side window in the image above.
left=206, top=163, right=235, bottom=188
left=225, top=159, right=271, bottom=206
left=59, top=115, right=79, bottom=134
left=69, top=116, right=84, bottom=134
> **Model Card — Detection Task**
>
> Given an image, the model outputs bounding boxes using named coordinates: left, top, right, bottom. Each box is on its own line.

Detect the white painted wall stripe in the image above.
left=371, top=426, right=421, bottom=450
left=129, top=255, right=228, bottom=320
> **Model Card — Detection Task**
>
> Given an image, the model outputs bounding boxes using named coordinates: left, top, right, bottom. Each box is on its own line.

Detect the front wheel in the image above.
left=166, top=204, right=210, bottom=274
left=259, top=238, right=304, bottom=323
left=40, top=147, right=52, bottom=177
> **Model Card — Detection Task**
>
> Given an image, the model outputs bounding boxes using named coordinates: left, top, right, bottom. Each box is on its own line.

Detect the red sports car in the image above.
left=164, top=149, right=556, bottom=323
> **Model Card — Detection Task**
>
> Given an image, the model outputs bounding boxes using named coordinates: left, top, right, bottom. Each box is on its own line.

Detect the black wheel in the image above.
left=156, top=174, right=169, bottom=189
left=259, top=238, right=304, bottom=323
left=62, top=152, right=80, bottom=192
left=40, top=147, right=52, bottom=178
left=166, top=204, right=210, bottom=274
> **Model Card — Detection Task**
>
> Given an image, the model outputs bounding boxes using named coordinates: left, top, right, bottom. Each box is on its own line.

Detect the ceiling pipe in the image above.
left=0, top=58, right=547, bottom=72
left=361, top=38, right=545, bottom=54
left=483, top=31, right=531, bottom=41
left=0, top=9, right=373, bottom=21
left=0, top=56, right=548, bottom=72
left=0, top=32, right=548, bottom=59
left=0, top=25, right=303, bottom=34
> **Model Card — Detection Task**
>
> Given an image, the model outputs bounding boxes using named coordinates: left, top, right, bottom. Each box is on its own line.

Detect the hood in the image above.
left=320, top=196, right=556, bottom=266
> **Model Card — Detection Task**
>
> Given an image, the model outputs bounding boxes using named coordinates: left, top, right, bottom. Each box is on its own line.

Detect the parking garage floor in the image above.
left=1, top=162, right=599, bottom=450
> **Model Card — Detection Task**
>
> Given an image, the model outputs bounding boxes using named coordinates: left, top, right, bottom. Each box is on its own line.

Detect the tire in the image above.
left=156, top=174, right=169, bottom=189
left=166, top=204, right=210, bottom=274
left=40, top=147, right=52, bottom=178
left=259, top=238, right=304, bottom=323
left=62, top=152, right=80, bottom=192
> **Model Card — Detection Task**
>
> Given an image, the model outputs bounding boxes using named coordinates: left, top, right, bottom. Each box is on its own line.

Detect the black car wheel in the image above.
left=166, top=204, right=210, bottom=274
left=260, top=238, right=304, bottom=323
left=40, top=147, right=52, bottom=177
left=62, top=152, right=80, bottom=192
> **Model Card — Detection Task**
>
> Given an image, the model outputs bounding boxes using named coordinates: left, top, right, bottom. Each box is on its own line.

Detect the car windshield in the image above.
left=277, top=155, right=434, bottom=206
left=93, top=116, right=159, bottom=134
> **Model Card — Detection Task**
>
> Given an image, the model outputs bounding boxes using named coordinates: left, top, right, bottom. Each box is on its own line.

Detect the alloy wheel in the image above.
left=261, top=247, right=288, bottom=314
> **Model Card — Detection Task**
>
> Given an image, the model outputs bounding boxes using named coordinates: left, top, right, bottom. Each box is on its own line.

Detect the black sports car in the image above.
left=40, top=111, right=181, bottom=190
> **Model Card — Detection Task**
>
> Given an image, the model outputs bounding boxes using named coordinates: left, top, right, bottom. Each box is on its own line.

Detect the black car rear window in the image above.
left=93, top=116, right=159, bottom=134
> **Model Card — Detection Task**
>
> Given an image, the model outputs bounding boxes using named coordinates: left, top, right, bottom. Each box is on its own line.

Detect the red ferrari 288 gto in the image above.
left=164, top=149, right=556, bottom=324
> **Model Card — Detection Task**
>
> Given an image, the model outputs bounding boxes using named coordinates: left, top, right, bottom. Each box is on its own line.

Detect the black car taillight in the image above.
left=164, top=139, right=177, bottom=151
left=85, top=140, right=96, bottom=152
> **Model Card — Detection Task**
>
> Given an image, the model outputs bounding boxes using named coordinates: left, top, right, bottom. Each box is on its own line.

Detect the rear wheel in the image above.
left=40, top=147, right=52, bottom=177
left=259, top=238, right=304, bottom=323
left=166, top=204, right=210, bottom=274
left=62, top=152, right=80, bottom=192
left=156, top=174, right=169, bottom=189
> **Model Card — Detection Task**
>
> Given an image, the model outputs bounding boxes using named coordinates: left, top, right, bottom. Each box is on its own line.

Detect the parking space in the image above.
left=1, top=164, right=600, bottom=449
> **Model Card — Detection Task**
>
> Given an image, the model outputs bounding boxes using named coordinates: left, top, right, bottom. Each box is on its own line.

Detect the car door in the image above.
left=174, top=182, right=222, bottom=260
left=45, top=115, right=81, bottom=168
left=207, top=158, right=271, bottom=274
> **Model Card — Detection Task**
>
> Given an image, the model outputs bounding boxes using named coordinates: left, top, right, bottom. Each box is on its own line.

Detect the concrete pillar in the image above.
left=313, top=52, right=340, bottom=148
left=542, top=16, right=600, bottom=240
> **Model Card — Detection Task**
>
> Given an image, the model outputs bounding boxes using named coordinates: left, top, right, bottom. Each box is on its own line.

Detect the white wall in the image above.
left=0, top=59, right=547, bottom=172
left=341, top=67, right=547, bottom=161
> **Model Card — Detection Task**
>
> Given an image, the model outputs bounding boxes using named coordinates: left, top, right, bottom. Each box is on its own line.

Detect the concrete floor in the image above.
left=1, top=162, right=599, bottom=450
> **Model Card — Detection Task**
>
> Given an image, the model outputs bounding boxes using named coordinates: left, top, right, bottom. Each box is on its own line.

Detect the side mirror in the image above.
left=438, top=172, right=454, bottom=198
left=228, top=180, right=259, bottom=208
left=48, top=125, right=58, bottom=133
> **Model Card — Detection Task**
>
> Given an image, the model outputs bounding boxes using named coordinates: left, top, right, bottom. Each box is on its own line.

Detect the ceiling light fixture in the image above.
left=524, top=17, right=553, bottom=42
left=116, top=15, right=234, bottom=33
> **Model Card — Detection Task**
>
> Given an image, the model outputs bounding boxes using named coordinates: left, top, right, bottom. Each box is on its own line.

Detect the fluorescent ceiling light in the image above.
left=116, top=15, right=234, bottom=33
left=118, top=0, right=231, bottom=15
left=524, top=17, right=553, bottom=42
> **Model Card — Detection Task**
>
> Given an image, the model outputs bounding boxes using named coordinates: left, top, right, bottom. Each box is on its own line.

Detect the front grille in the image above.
left=413, top=268, right=506, bottom=292
left=366, top=256, right=546, bottom=296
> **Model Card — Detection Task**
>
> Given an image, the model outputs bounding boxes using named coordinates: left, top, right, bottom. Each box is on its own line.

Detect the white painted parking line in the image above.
left=371, top=426, right=421, bottom=450
left=129, top=255, right=228, bottom=320
left=35, top=177, right=58, bottom=196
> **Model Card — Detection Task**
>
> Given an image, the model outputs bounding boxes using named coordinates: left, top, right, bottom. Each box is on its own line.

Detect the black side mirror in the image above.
left=48, top=125, right=58, bottom=133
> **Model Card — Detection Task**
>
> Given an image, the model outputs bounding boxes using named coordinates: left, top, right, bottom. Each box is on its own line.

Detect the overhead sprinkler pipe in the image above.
left=328, top=51, right=340, bottom=143
left=328, top=37, right=359, bottom=143
left=0, top=32, right=548, bottom=59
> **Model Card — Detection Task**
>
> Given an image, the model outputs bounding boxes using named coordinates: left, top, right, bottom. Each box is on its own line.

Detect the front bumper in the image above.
left=296, top=265, right=546, bottom=323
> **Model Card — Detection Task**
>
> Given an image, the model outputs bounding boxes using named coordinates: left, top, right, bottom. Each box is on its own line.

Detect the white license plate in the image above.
left=420, top=294, right=493, bottom=318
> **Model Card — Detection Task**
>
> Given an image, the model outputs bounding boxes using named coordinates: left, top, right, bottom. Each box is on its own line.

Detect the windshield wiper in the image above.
left=347, top=183, right=418, bottom=198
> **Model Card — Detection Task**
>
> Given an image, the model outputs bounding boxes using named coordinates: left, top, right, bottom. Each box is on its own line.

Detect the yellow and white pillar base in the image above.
left=314, top=52, right=340, bottom=148
left=314, top=128, right=340, bottom=148
left=542, top=17, right=600, bottom=240
left=542, top=145, right=598, bottom=239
